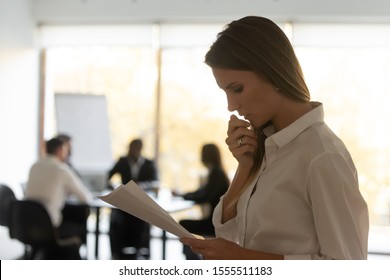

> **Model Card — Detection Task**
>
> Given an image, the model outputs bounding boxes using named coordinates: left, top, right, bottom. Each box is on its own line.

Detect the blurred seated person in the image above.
left=107, top=138, right=158, bottom=259
left=172, top=143, right=229, bottom=259
left=25, top=137, right=92, bottom=257
left=56, top=133, right=90, bottom=241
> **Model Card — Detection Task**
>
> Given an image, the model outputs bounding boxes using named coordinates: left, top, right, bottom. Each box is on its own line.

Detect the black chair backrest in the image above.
left=9, top=200, right=57, bottom=246
left=62, top=203, right=90, bottom=244
left=0, top=184, right=17, bottom=227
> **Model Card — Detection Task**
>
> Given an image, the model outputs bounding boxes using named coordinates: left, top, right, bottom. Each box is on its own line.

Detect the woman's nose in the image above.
left=227, top=95, right=239, bottom=112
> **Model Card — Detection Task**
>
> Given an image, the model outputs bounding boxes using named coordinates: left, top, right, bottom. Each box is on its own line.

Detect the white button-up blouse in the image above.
left=213, top=102, right=369, bottom=260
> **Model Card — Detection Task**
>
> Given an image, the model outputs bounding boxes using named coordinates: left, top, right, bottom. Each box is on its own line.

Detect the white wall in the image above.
left=0, top=0, right=39, bottom=197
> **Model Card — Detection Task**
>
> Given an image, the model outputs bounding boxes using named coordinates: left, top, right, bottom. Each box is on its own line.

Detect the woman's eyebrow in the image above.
left=225, top=81, right=239, bottom=90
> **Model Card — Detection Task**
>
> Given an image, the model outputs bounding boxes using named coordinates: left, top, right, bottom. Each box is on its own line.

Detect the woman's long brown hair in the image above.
left=205, top=16, right=310, bottom=177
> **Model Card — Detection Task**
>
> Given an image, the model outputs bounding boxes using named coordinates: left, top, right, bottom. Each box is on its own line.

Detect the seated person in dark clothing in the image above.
left=173, top=143, right=229, bottom=259
left=107, top=138, right=158, bottom=259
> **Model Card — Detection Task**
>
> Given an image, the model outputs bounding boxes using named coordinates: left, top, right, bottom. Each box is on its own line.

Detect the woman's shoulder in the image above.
left=297, top=124, right=354, bottom=169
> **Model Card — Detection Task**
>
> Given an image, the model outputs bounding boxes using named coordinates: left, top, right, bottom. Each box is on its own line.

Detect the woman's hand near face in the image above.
left=226, top=115, right=258, bottom=167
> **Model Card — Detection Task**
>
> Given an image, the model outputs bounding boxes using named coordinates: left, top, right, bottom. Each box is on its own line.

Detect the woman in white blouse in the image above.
left=180, top=16, right=369, bottom=260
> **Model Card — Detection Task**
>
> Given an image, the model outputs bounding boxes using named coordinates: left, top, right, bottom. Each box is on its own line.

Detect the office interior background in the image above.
left=1, top=0, right=390, bottom=259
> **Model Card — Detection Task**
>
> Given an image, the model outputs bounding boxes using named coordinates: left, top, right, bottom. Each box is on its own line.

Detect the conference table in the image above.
left=87, top=192, right=194, bottom=260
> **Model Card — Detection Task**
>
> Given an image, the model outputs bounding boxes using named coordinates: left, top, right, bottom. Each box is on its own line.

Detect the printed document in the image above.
left=99, top=180, right=195, bottom=238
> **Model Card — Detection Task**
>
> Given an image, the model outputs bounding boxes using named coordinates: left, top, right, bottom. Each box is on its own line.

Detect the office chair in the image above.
left=61, top=203, right=90, bottom=246
left=9, top=200, right=82, bottom=259
left=0, top=184, right=17, bottom=227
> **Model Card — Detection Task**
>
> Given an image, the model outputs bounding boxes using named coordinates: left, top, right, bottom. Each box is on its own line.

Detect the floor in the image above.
left=1, top=210, right=390, bottom=260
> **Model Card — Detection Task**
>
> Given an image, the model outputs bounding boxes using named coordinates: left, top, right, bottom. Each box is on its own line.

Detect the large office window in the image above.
left=41, top=23, right=390, bottom=227
left=159, top=48, right=233, bottom=191
left=45, top=46, right=157, bottom=160
left=41, top=24, right=230, bottom=191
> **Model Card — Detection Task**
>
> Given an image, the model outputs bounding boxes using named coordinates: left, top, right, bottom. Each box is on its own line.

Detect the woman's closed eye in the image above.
left=233, top=85, right=244, bottom=93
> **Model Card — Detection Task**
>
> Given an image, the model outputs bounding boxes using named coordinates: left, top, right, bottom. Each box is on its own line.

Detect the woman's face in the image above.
left=212, top=68, right=284, bottom=128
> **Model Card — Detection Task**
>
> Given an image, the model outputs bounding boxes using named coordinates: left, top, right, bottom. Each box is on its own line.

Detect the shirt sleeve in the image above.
left=62, top=164, right=93, bottom=202
left=212, top=196, right=240, bottom=243
left=301, top=152, right=369, bottom=260
left=107, top=157, right=124, bottom=181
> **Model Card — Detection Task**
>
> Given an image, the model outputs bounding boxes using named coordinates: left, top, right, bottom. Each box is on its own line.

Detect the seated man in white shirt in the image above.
left=25, top=137, right=93, bottom=246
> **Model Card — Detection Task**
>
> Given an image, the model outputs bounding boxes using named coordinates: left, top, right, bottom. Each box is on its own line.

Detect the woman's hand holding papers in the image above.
left=180, top=237, right=243, bottom=260
left=180, top=236, right=283, bottom=260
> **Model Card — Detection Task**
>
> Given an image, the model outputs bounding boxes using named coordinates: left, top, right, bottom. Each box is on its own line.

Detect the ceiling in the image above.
left=32, top=0, right=390, bottom=25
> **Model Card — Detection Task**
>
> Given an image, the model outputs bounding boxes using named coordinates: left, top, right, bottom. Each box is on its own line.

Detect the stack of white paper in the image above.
left=99, top=180, right=195, bottom=238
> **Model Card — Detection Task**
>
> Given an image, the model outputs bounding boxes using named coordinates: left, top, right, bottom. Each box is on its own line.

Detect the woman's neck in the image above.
left=272, top=101, right=313, bottom=132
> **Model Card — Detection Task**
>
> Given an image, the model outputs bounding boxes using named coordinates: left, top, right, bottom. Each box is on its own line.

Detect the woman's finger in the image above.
left=227, top=115, right=251, bottom=135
